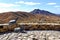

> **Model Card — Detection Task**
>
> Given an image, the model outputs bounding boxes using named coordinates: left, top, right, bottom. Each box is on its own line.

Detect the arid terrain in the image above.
left=0, top=9, right=60, bottom=40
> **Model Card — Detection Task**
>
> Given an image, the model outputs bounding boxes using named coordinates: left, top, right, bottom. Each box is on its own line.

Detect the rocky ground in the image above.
left=0, top=30, right=60, bottom=40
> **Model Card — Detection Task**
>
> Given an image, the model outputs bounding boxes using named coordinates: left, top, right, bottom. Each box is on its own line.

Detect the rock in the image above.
left=0, top=31, right=60, bottom=40
left=32, top=38, right=38, bottom=40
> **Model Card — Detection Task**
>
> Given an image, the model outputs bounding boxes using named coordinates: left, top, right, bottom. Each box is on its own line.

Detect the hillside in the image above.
left=0, top=11, right=36, bottom=23
left=0, top=9, right=60, bottom=23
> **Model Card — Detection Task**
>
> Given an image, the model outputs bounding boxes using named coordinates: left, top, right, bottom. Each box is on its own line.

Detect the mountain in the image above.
left=0, top=10, right=60, bottom=23
left=30, top=9, right=57, bottom=16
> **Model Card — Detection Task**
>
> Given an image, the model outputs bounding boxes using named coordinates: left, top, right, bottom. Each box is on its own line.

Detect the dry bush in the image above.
left=23, top=25, right=60, bottom=31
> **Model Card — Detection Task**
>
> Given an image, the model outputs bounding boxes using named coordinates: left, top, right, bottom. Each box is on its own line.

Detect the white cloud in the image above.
left=0, top=3, right=18, bottom=7
left=0, top=8, right=21, bottom=13
left=16, top=1, right=40, bottom=5
left=0, top=3, right=20, bottom=13
left=54, top=6, right=60, bottom=8
left=47, top=2, right=56, bottom=5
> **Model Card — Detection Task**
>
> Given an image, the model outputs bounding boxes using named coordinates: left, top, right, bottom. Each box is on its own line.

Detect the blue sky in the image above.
left=0, top=0, right=60, bottom=14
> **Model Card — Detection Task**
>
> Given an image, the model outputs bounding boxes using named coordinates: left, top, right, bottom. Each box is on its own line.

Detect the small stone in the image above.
left=27, top=38, right=32, bottom=40
left=28, top=35, right=34, bottom=38
left=32, top=38, right=38, bottom=40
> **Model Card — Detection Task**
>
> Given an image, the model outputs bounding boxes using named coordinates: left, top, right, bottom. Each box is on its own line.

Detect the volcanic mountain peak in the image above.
left=31, top=9, right=41, bottom=14
left=30, top=9, right=56, bottom=16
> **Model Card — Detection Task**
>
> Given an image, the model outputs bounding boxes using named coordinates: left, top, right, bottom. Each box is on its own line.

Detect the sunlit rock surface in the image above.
left=0, top=31, right=60, bottom=40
